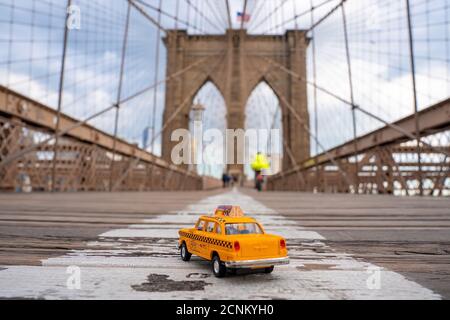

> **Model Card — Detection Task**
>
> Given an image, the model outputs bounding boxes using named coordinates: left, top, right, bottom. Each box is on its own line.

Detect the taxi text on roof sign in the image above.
left=178, top=205, right=289, bottom=277
left=214, top=205, right=245, bottom=217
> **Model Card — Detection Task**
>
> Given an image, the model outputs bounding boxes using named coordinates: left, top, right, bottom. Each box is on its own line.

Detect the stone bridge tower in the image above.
left=161, top=29, right=310, bottom=179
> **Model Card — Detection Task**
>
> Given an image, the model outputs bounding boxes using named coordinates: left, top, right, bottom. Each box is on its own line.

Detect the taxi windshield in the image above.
left=225, top=223, right=263, bottom=235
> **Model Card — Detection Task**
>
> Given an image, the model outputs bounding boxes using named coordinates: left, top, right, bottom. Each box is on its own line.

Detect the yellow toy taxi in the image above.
left=178, top=205, right=289, bottom=277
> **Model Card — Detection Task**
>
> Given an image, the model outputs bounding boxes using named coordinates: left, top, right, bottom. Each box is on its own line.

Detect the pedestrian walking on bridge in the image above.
left=251, top=152, right=270, bottom=192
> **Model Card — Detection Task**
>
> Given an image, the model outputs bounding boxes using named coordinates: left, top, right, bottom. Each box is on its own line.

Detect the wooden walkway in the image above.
left=246, top=189, right=450, bottom=299
left=0, top=189, right=449, bottom=299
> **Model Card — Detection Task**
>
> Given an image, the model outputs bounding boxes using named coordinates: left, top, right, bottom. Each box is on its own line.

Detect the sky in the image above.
left=0, top=0, right=449, bottom=178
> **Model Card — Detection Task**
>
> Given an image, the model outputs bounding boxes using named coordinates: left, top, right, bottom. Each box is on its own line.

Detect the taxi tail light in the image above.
left=234, top=241, right=240, bottom=252
left=280, top=239, right=286, bottom=249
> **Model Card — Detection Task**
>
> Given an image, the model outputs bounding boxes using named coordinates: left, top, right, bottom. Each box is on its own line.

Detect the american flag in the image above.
left=237, top=12, right=251, bottom=22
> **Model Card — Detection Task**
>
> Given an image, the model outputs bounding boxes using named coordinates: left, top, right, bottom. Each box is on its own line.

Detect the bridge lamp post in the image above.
left=191, top=102, right=205, bottom=174
left=192, top=102, right=205, bottom=122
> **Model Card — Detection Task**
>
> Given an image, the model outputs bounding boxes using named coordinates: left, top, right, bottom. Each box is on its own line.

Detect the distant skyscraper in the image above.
left=142, top=126, right=152, bottom=151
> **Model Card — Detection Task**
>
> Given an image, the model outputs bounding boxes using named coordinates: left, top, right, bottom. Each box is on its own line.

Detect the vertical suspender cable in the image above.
left=341, top=2, right=359, bottom=193
left=51, top=0, right=72, bottom=192
left=310, top=0, right=320, bottom=191
left=109, top=2, right=131, bottom=192
left=405, top=0, right=423, bottom=196
left=225, top=0, right=232, bottom=30
left=150, top=0, right=163, bottom=154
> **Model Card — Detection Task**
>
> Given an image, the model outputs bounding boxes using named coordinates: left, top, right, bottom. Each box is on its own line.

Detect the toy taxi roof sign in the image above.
left=214, top=205, right=245, bottom=217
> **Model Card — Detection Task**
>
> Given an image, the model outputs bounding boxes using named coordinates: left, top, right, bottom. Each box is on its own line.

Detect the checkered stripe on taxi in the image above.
left=212, top=216, right=226, bottom=223
left=179, top=231, right=232, bottom=249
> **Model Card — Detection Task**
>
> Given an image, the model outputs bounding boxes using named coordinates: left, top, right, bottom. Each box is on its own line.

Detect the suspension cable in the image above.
left=109, top=1, right=132, bottom=191
left=112, top=53, right=227, bottom=189
left=184, top=0, right=223, bottom=33
left=225, top=0, right=232, bottom=30
left=240, top=0, right=248, bottom=30
left=249, top=0, right=289, bottom=33
left=128, top=0, right=167, bottom=33
left=251, top=53, right=450, bottom=158
left=261, top=0, right=335, bottom=35
left=134, top=0, right=203, bottom=33
left=307, top=0, right=345, bottom=34
left=244, top=55, right=353, bottom=187
left=205, top=0, right=228, bottom=31
left=0, top=53, right=223, bottom=170
left=149, top=0, right=163, bottom=154
left=246, top=0, right=266, bottom=31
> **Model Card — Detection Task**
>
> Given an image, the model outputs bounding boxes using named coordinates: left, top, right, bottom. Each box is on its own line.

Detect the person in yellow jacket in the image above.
left=251, top=152, right=270, bottom=192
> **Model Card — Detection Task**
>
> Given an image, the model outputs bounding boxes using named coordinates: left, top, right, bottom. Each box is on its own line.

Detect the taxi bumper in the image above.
left=225, top=257, right=290, bottom=268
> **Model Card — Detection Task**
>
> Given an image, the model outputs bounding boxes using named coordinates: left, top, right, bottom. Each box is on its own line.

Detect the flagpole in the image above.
left=240, top=0, right=248, bottom=30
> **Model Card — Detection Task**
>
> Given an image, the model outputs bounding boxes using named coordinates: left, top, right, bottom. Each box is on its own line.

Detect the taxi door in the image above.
left=202, top=221, right=218, bottom=259
left=193, top=220, right=214, bottom=259
left=190, top=219, right=205, bottom=255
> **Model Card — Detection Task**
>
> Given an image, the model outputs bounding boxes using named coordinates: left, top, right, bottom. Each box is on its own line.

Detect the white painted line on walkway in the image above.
left=0, top=189, right=441, bottom=299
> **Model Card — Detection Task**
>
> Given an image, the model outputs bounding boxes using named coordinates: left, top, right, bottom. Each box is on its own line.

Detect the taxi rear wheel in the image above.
left=180, top=242, right=191, bottom=261
left=212, top=255, right=226, bottom=278
left=264, top=266, right=275, bottom=274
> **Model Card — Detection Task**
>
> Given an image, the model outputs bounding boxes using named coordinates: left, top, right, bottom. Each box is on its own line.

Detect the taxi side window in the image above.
left=216, top=224, right=222, bottom=235
left=196, top=220, right=205, bottom=231
left=206, top=221, right=215, bottom=233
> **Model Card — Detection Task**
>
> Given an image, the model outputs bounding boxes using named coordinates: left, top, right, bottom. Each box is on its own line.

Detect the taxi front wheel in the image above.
left=212, top=255, right=226, bottom=278
left=180, top=242, right=191, bottom=261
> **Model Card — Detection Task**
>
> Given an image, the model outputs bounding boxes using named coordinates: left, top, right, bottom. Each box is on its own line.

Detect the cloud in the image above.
left=5, top=71, right=76, bottom=111
left=0, top=0, right=448, bottom=165
left=308, top=54, right=449, bottom=153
